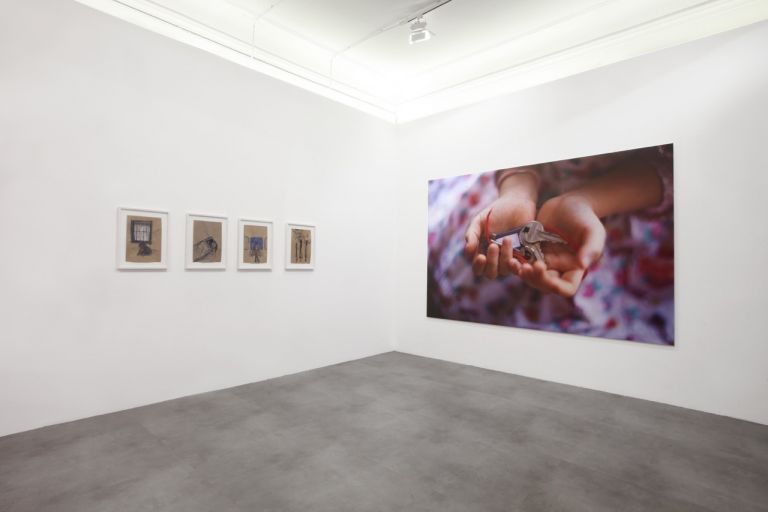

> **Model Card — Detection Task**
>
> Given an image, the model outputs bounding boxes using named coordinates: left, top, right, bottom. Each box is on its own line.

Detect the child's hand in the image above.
left=513, top=193, right=606, bottom=297
left=464, top=194, right=536, bottom=279
left=511, top=160, right=665, bottom=297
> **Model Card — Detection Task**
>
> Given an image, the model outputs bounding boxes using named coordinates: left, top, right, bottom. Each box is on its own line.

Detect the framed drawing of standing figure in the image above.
left=186, top=214, right=228, bottom=270
left=238, top=219, right=273, bottom=270
left=285, top=223, right=315, bottom=270
left=117, top=207, right=168, bottom=270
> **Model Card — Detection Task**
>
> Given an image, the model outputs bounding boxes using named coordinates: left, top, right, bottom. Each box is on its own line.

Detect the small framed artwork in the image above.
left=186, top=214, right=228, bottom=270
left=238, top=219, right=273, bottom=270
left=285, top=223, right=315, bottom=270
left=117, top=207, right=168, bottom=270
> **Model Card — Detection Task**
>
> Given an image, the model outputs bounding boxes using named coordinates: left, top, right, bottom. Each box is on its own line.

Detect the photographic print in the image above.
left=238, top=219, right=273, bottom=270
left=186, top=214, right=228, bottom=270
left=286, top=223, right=315, bottom=270
left=428, top=144, right=674, bottom=345
left=116, top=208, right=168, bottom=270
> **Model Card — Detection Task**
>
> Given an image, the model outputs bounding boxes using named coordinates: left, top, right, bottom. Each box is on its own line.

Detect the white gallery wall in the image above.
left=2, top=1, right=767, bottom=437
left=0, top=0, right=396, bottom=437
left=393, top=21, right=768, bottom=425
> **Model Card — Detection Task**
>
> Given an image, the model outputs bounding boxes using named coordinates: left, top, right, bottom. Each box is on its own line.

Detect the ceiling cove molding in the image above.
left=75, top=0, right=399, bottom=122
left=394, top=0, right=768, bottom=122
left=75, top=0, right=768, bottom=124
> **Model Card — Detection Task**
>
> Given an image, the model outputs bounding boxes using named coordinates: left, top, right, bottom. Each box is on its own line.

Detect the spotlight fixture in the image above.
left=409, top=17, right=432, bottom=45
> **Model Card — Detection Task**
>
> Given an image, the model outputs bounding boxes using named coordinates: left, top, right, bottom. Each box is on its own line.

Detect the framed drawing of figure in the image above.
left=238, top=219, right=273, bottom=270
left=117, top=207, right=168, bottom=270
left=285, top=223, right=315, bottom=270
left=186, top=214, right=228, bottom=270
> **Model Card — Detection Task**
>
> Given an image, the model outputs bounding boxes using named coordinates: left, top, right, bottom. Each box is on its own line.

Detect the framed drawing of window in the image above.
left=186, top=214, right=228, bottom=270
left=285, top=223, right=315, bottom=270
left=238, top=219, right=273, bottom=270
left=117, top=207, right=169, bottom=270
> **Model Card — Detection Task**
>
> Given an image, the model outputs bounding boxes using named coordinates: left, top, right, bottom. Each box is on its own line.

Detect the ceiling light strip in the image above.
left=399, top=0, right=755, bottom=104
left=75, top=0, right=397, bottom=122
left=404, top=0, right=617, bottom=80
left=395, top=0, right=768, bottom=122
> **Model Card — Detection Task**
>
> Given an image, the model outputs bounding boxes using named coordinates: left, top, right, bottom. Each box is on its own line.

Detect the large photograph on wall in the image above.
left=427, top=144, right=674, bottom=345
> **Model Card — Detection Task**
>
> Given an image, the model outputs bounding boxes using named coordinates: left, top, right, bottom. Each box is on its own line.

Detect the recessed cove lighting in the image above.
left=73, top=0, right=768, bottom=123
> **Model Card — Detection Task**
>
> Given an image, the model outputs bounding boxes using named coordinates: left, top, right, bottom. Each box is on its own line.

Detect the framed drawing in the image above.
left=117, top=207, right=168, bottom=270
left=186, top=214, right=228, bottom=270
left=285, top=223, right=315, bottom=270
left=238, top=219, right=273, bottom=270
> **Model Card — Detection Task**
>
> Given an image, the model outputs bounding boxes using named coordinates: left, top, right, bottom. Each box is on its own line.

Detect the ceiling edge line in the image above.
left=392, top=0, right=768, bottom=122
left=74, top=0, right=399, bottom=123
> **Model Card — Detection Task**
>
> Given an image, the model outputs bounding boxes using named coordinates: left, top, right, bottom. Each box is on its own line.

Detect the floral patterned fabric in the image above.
left=427, top=145, right=674, bottom=345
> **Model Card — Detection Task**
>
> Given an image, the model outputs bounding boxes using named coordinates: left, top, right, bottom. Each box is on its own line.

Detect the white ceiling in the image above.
left=77, top=0, right=768, bottom=122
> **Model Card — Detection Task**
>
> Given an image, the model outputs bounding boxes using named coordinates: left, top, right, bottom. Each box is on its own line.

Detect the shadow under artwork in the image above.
left=192, top=220, right=223, bottom=263
left=125, top=215, right=162, bottom=263
left=427, top=144, right=674, bottom=345
left=243, top=225, right=268, bottom=264
left=290, top=228, right=312, bottom=264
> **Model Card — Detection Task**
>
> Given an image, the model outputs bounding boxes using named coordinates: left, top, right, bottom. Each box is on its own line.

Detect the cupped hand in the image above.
left=464, top=194, right=536, bottom=279
left=514, top=193, right=606, bottom=297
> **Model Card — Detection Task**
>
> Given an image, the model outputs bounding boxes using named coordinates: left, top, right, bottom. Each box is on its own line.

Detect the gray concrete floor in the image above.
left=1, top=352, right=767, bottom=512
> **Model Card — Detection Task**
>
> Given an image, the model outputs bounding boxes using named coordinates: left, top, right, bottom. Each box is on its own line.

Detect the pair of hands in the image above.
left=464, top=192, right=606, bottom=298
